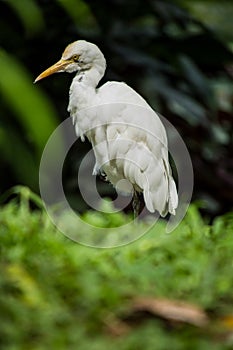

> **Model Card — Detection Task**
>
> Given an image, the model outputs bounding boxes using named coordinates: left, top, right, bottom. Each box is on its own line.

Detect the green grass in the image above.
left=1, top=188, right=233, bottom=349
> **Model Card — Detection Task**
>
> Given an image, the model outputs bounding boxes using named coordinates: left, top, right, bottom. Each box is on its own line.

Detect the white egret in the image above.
left=35, top=40, right=178, bottom=217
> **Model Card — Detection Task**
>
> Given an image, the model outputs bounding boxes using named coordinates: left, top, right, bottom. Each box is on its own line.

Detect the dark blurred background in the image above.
left=0, top=0, right=232, bottom=217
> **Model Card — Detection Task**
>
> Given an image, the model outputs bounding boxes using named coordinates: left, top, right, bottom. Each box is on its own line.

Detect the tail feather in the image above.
left=168, top=175, right=178, bottom=215
left=143, top=162, right=178, bottom=216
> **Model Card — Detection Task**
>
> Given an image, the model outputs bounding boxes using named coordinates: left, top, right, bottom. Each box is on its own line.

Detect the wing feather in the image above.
left=73, top=81, right=178, bottom=215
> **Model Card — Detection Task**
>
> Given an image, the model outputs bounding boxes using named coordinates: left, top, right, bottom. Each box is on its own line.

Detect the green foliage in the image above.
left=0, top=51, right=58, bottom=156
left=6, top=0, right=44, bottom=35
left=1, top=189, right=233, bottom=349
left=58, top=0, right=97, bottom=29
left=0, top=50, right=59, bottom=190
left=178, top=0, right=233, bottom=43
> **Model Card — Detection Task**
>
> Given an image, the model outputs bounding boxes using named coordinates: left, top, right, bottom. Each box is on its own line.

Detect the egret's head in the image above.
left=34, top=40, right=106, bottom=83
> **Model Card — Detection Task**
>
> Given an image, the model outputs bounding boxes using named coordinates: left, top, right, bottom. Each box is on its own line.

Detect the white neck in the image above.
left=68, top=66, right=105, bottom=114
left=74, top=61, right=105, bottom=87
left=67, top=53, right=107, bottom=139
left=73, top=69, right=95, bottom=87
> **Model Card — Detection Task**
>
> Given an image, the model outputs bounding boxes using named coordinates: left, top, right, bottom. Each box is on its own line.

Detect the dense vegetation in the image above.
left=1, top=189, right=233, bottom=349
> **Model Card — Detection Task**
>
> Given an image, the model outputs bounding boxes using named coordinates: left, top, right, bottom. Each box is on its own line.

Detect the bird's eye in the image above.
left=72, top=55, right=79, bottom=62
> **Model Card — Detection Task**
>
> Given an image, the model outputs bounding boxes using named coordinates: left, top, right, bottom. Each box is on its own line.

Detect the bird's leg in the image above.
left=132, top=189, right=141, bottom=219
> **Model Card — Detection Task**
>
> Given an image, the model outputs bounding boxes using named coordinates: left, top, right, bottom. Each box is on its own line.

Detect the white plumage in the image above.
left=35, top=40, right=178, bottom=216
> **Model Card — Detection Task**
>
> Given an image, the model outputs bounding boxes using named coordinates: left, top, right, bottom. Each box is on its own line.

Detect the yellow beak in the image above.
left=34, top=58, right=72, bottom=83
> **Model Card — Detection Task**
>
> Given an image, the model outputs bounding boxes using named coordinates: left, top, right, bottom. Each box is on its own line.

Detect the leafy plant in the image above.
left=0, top=0, right=232, bottom=215
left=1, top=188, right=233, bottom=349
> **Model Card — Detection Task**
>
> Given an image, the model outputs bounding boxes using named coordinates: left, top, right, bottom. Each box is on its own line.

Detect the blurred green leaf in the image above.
left=211, top=124, right=230, bottom=145
left=57, top=0, right=98, bottom=28
left=0, top=50, right=59, bottom=158
left=178, top=0, right=233, bottom=43
left=156, top=81, right=207, bottom=124
left=7, top=263, right=46, bottom=307
left=178, top=55, right=214, bottom=108
left=6, top=0, right=44, bottom=35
